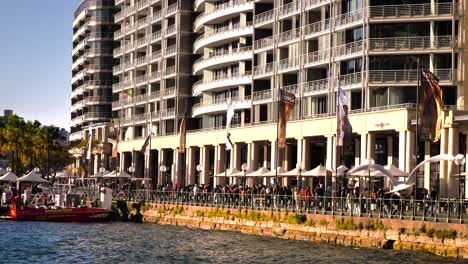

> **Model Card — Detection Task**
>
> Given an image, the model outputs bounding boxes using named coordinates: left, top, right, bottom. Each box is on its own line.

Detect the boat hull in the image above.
left=10, top=207, right=112, bottom=222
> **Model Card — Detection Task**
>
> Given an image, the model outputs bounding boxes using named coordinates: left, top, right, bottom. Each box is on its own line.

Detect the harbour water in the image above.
left=0, top=221, right=462, bottom=264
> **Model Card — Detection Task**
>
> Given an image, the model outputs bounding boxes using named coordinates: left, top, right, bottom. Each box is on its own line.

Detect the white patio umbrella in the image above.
left=331, top=165, right=349, bottom=177
left=91, top=170, right=112, bottom=178
left=215, top=168, right=241, bottom=177
left=281, top=167, right=302, bottom=176
left=261, top=167, right=287, bottom=177
left=349, top=159, right=376, bottom=195
left=104, top=170, right=131, bottom=178
left=246, top=167, right=270, bottom=177
left=302, top=165, right=331, bottom=177
left=16, top=170, right=49, bottom=183
left=0, top=171, right=18, bottom=182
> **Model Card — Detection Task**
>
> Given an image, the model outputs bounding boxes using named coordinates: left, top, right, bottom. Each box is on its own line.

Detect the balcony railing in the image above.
left=368, top=69, right=454, bottom=83
left=303, top=79, right=329, bottom=94
left=194, top=22, right=253, bottom=51
left=84, top=112, right=112, bottom=120
left=84, top=96, right=112, bottom=104
left=304, top=49, right=330, bottom=66
left=304, top=0, right=330, bottom=10
left=339, top=72, right=362, bottom=87
left=254, top=9, right=275, bottom=25
left=304, top=18, right=330, bottom=37
left=254, top=37, right=274, bottom=50
left=192, top=71, right=252, bottom=95
left=254, top=62, right=274, bottom=77
left=277, top=27, right=301, bottom=46
left=335, top=8, right=366, bottom=29
left=369, top=3, right=455, bottom=19
left=195, top=0, right=253, bottom=30
left=278, top=0, right=300, bottom=18
left=277, top=57, right=300, bottom=72
left=368, top=36, right=455, bottom=51
left=193, top=46, right=252, bottom=73
left=334, top=40, right=364, bottom=59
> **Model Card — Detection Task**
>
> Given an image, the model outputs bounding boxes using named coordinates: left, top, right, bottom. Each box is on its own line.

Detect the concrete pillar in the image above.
left=387, top=135, right=393, bottom=166
left=447, top=127, right=459, bottom=197
left=173, top=149, right=181, bottom=185
left=331, top=135, right=337, bottom=169
left=360, top=133, right=367, bottom=164
left=302, top=138, right=310, bottom=170
left=424, top=141, right=431, bottom=191
left=251, top=142, right=258, bottom=170
left=270, top=140, right=277, bottom=170
left=283, top=144, right=289, bottom=170
left=93, top=154, right=100, bottom=175
left=326, top=135, right=333, bottom=169
left=367, top=133, right=375, bottom=161
left=199, top=146, right=209, bottom=185
left=187, top=147, right=196, bottom=185
left=406, top=130, right=415, bottom=172
left=398, top=131, right=406, bottom=171
left=297, top=138, right=303, bottom=167
left=158, top=149, right=166, bottom=186
left=440, top=128, right=448, bottom=196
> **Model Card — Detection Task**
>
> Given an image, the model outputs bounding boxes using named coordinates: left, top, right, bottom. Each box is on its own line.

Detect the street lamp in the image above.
left=196, top=164, right=202, bottom=185
left=128, top=165, right=135, bottom=178
left=160, top=165, right=167, bottom=186
left=454, top=154, right=465, bottom=201
left=241, top=163, right=248, bottom=186
left=296, top=162, right=303, bottom=188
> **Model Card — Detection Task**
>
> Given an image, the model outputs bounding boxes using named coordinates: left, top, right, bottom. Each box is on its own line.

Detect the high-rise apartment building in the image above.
left=111, top=0, right=467, bottom=198
left=70, top=0, right=116, bottom=142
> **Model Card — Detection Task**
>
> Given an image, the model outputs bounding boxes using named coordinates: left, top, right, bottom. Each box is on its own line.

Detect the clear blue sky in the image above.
left=0, top=0, right=82, bottom=130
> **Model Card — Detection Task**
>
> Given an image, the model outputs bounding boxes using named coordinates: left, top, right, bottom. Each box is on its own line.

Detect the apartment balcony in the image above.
left=72, top=56, right=86, bottom=71
left=166, top=3, right=178, bottom=17
left=72, top=39, right=87, bottom=56
left=194, top=23, right=253, bottom=53
left=70, top=84, right=85, bottom=99
left=135, top=74, right=148, bottom=86
left=86, top=80, right=111, bottom=89
left=163, top=66, right=176, bottom=78
left=136, top=55, right=149, bottom=67
left=192, top=71, right=252, bottom=96
left=304, top=0, right=331, bottom=11
left=304, top=19, right=330, bottom=39
left=195, top=0, right=206, bottom=12
left=112, top=96, right=133, bottom=110
left=115, top=0, right=125, bottom=6
left=151, top=9, right=163, bottom=24
left=303, top=79, right=329, bottom=96
left=115, top=5, right=136, bottom=23
left=254, top=9, right=274, bottom=28
left=113, top=42, right=134, bottom=58
left=278, top=0, right=300, bottom=19
left=71, top=70, right=85, bottom=85
left=369, top=3, right=456, bottom=22
left=335, top=9, right=366, bottom=31
left=254, top=37, right=274, bottom=53
left=252, top=85, right=299, bottom=104
left=277, top=27, right=301, bottom=47
left=277, top=57, right=300, bottom=74
left=148, top=70, right=162, bottom=82
left=148, top=50, right=162, bottom=64
left=135, top=0, right=149, bottom=12
left=70, top=115, right=85, bottom=127
left=149, top=30, right=163, bottom=45
left=193, top=46, right=252, bottom=75
left=72, top=22, right=88, bottom=42
left=334, top=40, right=364, bottom=61
left=303, top=49, right=330, bottom=68
left=194, top=0, right=254, bottom=32
left=71, top=100, right=84, bottom=112
left=112, top=79, right=134, bottom=93
left=368, top=68, right=454, bottom=86
left=83, top=96, right=112, bottom=105
left=84, top=112, right=111, bottom=121
left=163, top=87, right=176, bottom=98
left=339, top=72, right=363, bottom=89
left=253, top=62, right=274, bottom=79
left=135, top=35, right=149, bottom=50
left=192, top=97, right=252, bottom=117
left=368, top=36, right=456, bottom=54
left=159, top=108, right=176, bottom=120
left=165, top=24, right=177, bottom=38
left=163, top=45, right=176, bottom=58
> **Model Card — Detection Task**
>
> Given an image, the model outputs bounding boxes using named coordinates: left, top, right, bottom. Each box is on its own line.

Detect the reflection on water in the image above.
left=0, top=221, right=462, bottom=264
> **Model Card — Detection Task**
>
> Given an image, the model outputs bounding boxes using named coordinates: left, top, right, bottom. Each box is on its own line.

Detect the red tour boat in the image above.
left=10, top=206, right=112, bottom=222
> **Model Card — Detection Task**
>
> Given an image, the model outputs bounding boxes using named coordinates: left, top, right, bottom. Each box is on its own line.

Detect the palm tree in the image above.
left=0, top=115, right=26, bottom=174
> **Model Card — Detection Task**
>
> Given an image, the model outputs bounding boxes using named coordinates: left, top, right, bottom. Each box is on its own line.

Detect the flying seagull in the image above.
left=347, top=154, right=457, bottom=197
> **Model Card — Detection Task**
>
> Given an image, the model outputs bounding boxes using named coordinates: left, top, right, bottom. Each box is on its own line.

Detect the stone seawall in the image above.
left=140, top=203, right=467, bottom=259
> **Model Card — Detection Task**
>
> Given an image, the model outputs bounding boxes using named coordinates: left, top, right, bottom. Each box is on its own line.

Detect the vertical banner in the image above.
left=86, top=127, right=92, bottom=160
left=420, top=67, right=443, bottom=142
left=278, top=89, right=296, bottom=149
left=336, top=87, right=353, bottom=146
left=141, top=125, right=152, bottom=156
left=226, top=101, right=235, bottom=150
left=179, top=117, right=186, bottom=153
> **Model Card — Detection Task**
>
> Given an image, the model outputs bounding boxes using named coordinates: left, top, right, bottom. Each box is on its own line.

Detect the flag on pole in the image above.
left=337, top=86, right=353, bottom=146
left=179, top=117, right=186, bottom=153
left=86, top=128, right=92, bottom=160
left=278, top=89, right=296, bottom=148
left=112, top=124, right=120, bottom=158
left=141, top=124, right=152, bottom=156
left=225, top=101, right=235, bottom=150
left=420, top=67, right=443, bottom=142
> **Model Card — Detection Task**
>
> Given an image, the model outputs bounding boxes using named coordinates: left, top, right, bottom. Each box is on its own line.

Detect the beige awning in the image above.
left=215, top=168, right=241, bottom=177
left=262, top=167, right=287, bottom=177
left=0, top=171, right=18, bottom=182
left=246, top=167, right=271, bottom=177
left=302, top=165, right=331, bottom=177
left=16, top=171, right=49, bottom=183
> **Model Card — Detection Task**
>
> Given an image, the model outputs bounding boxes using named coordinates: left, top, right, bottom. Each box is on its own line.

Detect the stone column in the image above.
left=326, top=135, right=333, bottom=169
left=158, top=149, right=166, bottom=186
left=173, top=149, right=181, bottom=185
left=439, top=128, right=448, bottom=197
left=199, top=146, right=209, bottom=185
left=297, top=138, right=303, bottom=167
left=367, top=133, right=375, bottom=161
left=398, top=131, right=406, bottom=171
left=405, top=130, right=415, bottom=172
left=360, top=133, right=367, bottom=164
left=424, top=141, right=431, bottom=191
left=270, top=140, right=277, bottom=170
left=93, top=154, right=100, bottom=175
left=447, top=127, right=459, bottom=197
left=331, top=135, right=337, bottom=169
left=187, top=147, right=196, bottom=185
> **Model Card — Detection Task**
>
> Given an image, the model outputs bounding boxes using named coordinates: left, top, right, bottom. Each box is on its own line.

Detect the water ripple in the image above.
left=0, top=221, right=462, bottom=264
